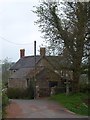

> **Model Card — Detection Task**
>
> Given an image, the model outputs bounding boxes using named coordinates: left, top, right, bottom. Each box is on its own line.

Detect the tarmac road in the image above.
left=6, top=99, right=88, bottom=118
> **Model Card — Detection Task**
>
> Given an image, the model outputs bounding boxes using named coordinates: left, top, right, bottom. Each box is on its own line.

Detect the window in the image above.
left=49, top=81, right=58, bottom=87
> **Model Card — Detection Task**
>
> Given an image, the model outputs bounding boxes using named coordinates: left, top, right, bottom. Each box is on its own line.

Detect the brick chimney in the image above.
left=40, top=47, right=46, bottom=57
left=20, top=49, right=25, bottom=58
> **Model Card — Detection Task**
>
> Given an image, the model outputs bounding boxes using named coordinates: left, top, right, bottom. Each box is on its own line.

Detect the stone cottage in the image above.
left=8, top=48, right=73, bottom=97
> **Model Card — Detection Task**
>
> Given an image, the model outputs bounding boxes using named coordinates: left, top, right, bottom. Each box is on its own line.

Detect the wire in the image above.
left=0, top=35, right=33, bottom=45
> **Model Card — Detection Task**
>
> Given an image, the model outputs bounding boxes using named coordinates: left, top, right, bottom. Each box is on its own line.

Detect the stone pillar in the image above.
left=50, top=86, right=56, bottom=96
left=36, top=85, right=39, bottom=98
left=64, top=80, right=70, bottom=95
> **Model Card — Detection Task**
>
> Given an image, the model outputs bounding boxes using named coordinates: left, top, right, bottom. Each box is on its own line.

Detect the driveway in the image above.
left=6, top=99, right=88, bottom=118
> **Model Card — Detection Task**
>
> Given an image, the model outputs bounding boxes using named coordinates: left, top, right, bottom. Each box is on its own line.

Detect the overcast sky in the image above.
left=0, top=0, right=45, bottom=62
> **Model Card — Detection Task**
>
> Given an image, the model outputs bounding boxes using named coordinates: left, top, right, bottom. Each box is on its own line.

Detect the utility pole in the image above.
left=34, top=41, right=36, bottom=99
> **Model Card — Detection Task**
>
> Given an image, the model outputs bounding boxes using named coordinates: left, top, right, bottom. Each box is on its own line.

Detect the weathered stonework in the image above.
left=8, top=79, right=27, bottom=89
left=9, top=48, right=73, bottom=98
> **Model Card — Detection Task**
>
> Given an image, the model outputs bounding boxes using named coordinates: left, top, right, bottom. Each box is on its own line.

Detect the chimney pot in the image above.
left=20, top=49, right=25, bottom=58
left=40, top=47, right=46, bottom=57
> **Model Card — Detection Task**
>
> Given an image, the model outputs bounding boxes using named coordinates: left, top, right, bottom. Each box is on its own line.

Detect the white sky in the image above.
left=0, top=0, right=45, bottom=62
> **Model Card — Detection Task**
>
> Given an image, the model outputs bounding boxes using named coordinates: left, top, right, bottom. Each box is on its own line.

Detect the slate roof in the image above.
left=45, top=56, right=72, bottom=70
left=9, top=55, right=73, bottom=80
left=10, top=55, right=72, bottom=70
left=10, top=68, right=33, bottom=79
left=10, top=56, right=41, bottom=70
left=10, top=67, right=44, bottom=79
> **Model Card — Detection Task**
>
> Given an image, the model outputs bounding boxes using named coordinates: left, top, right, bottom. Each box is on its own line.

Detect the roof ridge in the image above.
left=22, top=55, right=40, bottom=58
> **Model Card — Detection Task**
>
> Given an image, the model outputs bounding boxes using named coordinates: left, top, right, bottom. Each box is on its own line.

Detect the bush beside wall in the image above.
left=7, top=87, right=34, bottom=99
left=7, top=88, right=28, bottom=99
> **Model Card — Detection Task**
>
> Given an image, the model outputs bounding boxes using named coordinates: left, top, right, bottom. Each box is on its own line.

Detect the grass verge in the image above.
left=50, top=92, right=89, bottom=116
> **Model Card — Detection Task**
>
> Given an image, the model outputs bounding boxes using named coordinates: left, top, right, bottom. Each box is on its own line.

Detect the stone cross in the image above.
left=64, top=80, right=70, bottom=95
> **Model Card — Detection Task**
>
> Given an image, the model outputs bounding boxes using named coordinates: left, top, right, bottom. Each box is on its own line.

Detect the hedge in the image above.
left=7, top=87, right=34, bottom=99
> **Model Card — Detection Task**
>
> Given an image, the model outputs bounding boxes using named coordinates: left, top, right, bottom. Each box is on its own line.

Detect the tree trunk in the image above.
left=88, top=56, right=90, bottom=83
left=71, top=38, right=84, bottom=93
left=72, top=70, right=80, bottom=93
left=72, top=57, right=82, bottom=93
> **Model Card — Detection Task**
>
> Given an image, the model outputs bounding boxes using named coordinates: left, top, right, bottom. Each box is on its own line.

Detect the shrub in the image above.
left=2, top=92, right=9, bottom=107
left=7, top=88, right=28, bottom=99
left=7, top=87, right=34, bottom=99
left=79, top=83, right=90, bottom=93
left=27, top=80, right=34, bottom=99
left=2, top=92, right=9, bottom=118
left=26, top=86, right=34, bottom=99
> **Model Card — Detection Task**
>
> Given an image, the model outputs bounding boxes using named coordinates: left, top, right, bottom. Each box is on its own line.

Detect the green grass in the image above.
left=50, top=93, right=89, bottom=116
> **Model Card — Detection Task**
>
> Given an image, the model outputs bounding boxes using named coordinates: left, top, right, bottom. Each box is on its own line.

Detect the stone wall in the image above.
left=8, top=79, right=27, bottom=89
